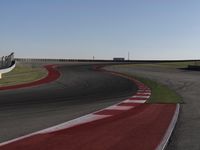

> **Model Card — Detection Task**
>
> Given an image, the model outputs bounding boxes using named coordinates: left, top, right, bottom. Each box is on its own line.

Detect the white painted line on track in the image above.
left=123, top=99, right=146, bottom=103
left=0, top=133, right=37, bottom=147
left=39, top=114, right=110, bottom=134
left=132, top=95, right=150, bottom=99
left=156, top=104, right=180, bottom=150
left=0, top=67, right=152, bottom=148
left=136, top=92, right=151, bottom=95
left=138, top=90, right=151, bottom=93
left=0, top=114, right=110, bottom=147
left=105, top=105, right=133, bottom=110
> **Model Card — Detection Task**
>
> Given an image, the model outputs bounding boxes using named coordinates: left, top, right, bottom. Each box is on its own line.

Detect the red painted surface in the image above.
left=129, top=97, right=147, bottom=100
left=0, top=65, right=177, bottom=150
left=118, top=103, right=142, bottom=107
left=135, top=93, right=151, bottom=96
left=0, top=104, right=176, bottom=150
left=0, top=65, right=60, bottom=91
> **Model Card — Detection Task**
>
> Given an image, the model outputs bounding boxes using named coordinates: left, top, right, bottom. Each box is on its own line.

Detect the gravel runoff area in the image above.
left=106, top=64, right=200, bottom=150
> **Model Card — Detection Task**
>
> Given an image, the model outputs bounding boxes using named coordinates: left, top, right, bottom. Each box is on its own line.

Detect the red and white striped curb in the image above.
left=0, top=67, right=151, bottom=147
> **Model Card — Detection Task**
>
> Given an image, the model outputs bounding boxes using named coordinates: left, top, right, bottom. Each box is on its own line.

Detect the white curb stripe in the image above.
left=136, top=92, right=151, bottom=95
left=105, top=105, right=133, bottom=110
left=123, top=99, right=146, bottom=103
left=39, top=114, right=110, bottom=134
left=156, top=104, right=180, bottom=150
left=0, top=68, right=152, bottom=148
left=0, top=114, right=110, bottom=147
left=132, top=95, right=150, bottom=99
left=138, top=90, right=151, bottom=92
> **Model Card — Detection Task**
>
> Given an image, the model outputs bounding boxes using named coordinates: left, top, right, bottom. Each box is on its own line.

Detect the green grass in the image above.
left=0, top=64, right=47, bottom=87
left=133, top=76, right=182, bottom=103
left=117, top=61, right=195, bottom=103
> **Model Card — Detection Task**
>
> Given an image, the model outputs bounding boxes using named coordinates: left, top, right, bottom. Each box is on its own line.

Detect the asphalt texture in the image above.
left=0, top=64, right=137, bottom=143
left=106, top=65, right=200, bottom=150
left=1, top=104, right=177, bottom=150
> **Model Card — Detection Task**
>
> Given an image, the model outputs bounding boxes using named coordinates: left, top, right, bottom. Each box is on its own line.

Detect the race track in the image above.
left=0, top=63, right=137, bottom=143
left=107, top=65, right=200, bottom=150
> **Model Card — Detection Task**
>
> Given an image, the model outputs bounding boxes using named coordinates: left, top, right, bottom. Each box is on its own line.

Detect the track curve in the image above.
left=106, top=64, right=200, bottom=150
left=0, top=63, right=137, bottom=142
left=0, top=65, right=60, bottom=91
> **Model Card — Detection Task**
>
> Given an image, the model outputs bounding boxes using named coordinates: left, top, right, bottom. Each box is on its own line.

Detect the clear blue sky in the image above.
left=0, top=0, right=200, bottom=60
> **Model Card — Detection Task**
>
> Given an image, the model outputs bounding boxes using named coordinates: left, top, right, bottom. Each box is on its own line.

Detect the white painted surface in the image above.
left=105, top=105, right=133, bottom=110
left=124, top=99, right=146, bottom=103
left=136, top=92, right=151, bottom=95
left=39, top=114, right=110, bottom=134
left=0, top=62, right=16, bottom=79
left=0, top=67, right=153, bottom=148
left=132, top=95, right=150, bottom=99
left=0, top=114, right=110, bottom=147
left=156, top=104, right=180, bottom=150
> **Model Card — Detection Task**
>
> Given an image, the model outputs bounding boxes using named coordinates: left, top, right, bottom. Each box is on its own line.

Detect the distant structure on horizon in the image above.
left=113, top=57, right=125, bottom=61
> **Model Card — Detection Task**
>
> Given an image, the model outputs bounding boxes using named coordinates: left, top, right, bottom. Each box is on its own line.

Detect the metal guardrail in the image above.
left=0, top=53, right=14, bottom=69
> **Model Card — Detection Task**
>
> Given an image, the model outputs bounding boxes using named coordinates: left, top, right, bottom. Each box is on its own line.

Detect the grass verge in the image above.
left=0, top=64, right=47, bottom=87
left=117, top=71, right=182, bottom=104
left=134, top=76, right=182, bottom=103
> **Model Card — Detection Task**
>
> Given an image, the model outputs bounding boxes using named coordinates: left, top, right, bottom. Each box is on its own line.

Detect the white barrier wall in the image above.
left=0, top=53, right=14, bottom=69
left=0, top=62, right=16, bottom=79
left=0, top=53, right=15, bottom=79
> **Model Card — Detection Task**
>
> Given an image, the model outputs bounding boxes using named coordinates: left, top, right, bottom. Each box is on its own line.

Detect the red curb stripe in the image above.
left=0, top=104, right=177, bottom=150
left=118, top=103, right=141, bottom=107
left=0, top=65, right=178, bottom=150
left=138, top=90, right=151, bottom=92
left=135, top=93, right=151, bottom=96
left=0, top=65, right=60, bottom=91
left=94, top=109, right=126, bottom=116
left=129, top=97, right=147, bottom=100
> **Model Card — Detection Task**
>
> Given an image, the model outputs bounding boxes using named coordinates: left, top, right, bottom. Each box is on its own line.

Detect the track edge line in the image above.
left=155, top=103, right=180, bottom=150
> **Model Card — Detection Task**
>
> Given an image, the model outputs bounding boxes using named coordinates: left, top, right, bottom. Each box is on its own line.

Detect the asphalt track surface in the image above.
left=0, top=64, right=178, bottom=150
left=0, top=104, right=176, bottom=150
left=107, top=65, right=200, bottom=150
left=0, top=63, right=137, bottom=143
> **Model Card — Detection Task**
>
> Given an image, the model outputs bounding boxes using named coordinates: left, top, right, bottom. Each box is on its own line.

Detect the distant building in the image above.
left=113, top=57, right=125, bottom=61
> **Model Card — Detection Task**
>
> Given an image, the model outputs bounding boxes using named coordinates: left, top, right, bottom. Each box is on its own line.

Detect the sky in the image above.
left=0, top=0, right=200, bottom=60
